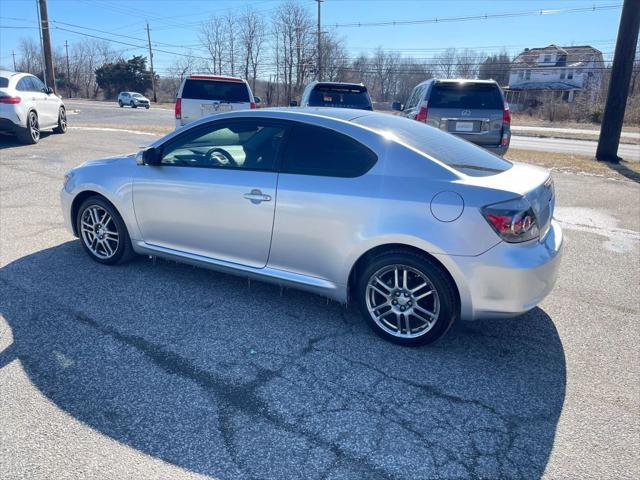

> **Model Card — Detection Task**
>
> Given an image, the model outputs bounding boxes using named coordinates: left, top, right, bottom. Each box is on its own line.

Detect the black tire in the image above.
left=130, top=101, right=137, bottom=108
left=118, top=100, right=123, bottom=107
left=145, top=104, right=150, bottom=109
left=76, top=195, right=135, bottom=265
left=17, top=111, right=40, bottom=144
left=53, top=107, right=67, bottom=134
left=356, top=251, right=457, bottom=346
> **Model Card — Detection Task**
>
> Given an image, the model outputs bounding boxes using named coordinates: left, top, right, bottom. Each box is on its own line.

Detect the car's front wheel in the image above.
left=53, top=107, right=67, bottom=134
left=17, top=111, right=40, bottom=144
left=356, top=251, right=457, bottom=346
left=130, top=101, right=137, bottom=108
left=76, top=196, right=134, bottom=265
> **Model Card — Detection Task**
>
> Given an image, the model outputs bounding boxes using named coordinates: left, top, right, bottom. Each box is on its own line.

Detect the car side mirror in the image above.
left=392, top=101, right=403, bottom=111
left=254, top=96, right=261, bottom=104
left=45, top=86, right=54, bottom=95
left=289, top=100, right=298, bottom=107
left=141, top=147, right=161, bottom=166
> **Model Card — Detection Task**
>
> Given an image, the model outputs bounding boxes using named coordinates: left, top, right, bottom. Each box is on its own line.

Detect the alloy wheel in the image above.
left=365, top=264, right=440, bottom=339
left=29, top=113, right=40, bottom=142
left=59, top=108, right=67, bottom=131
left=80, top=205, right=120, bottom=259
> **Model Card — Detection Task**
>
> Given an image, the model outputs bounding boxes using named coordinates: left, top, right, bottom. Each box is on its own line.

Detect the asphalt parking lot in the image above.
left=0, top=108, right=639, bottom=479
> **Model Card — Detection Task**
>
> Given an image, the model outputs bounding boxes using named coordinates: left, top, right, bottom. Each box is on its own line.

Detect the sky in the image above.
left=0, top=0, right=624, bottom=76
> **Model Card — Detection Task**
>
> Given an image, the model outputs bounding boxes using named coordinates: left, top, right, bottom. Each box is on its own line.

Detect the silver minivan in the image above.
left=396, top=79, right=511, bottom=155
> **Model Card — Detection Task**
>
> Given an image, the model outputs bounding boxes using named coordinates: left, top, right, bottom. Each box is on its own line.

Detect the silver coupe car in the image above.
left=61, top=108, right=563, bottom=346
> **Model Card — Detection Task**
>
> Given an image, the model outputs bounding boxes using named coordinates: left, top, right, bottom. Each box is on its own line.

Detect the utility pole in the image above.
left=37, top=0, right=56, bottom=93
left=316, top=0, right=322, bottom=81
left=11, top=51, right=16, bottom=71
left=596, top=0, right=640, bottom=162
left=146, top=22, right=157, bottom=103
left=64, top=41, right=71, bottom=98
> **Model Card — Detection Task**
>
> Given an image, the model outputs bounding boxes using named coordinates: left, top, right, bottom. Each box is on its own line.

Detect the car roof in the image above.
left=0, top=70, right=29, bottom=79
left=151, top=107, right=380, bottom=147
left=307, top=81, right=366, bottom=88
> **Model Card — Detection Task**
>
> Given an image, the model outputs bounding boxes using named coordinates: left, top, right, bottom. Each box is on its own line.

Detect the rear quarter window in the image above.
left=281, top=123, right=377, bottom=177
left=354, top=114, right=512, bottom=177
left=0, top=77, right=9, bottom=88
left=181, top=79, right=251, bottom=102
left=429, top=83, right=503, bottom=110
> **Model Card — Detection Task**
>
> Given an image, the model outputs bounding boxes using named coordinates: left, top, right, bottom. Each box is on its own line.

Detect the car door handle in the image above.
left=243, top=190, right=272, bottom=204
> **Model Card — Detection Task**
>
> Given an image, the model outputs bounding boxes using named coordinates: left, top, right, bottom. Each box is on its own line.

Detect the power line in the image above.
left=332, top=4, right=623, bottom=28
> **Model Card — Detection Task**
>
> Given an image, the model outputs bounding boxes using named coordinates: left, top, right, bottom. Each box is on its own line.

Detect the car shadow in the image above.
left=0, top=241, right=566, bottom=480
left=0, top=131, right=53, bottom=149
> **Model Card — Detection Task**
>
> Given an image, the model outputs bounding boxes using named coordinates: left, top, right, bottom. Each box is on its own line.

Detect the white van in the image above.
left=174, top=75, right=258, bottom=128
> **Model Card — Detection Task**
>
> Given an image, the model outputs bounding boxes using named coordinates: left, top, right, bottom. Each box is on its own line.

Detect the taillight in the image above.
left=175, top=98, right=181, bottom=119
left=416, top=101, right=428, bottom=122
left=250, top=102, right=257, bottom=109
left=502, top=102, right=511, bottom=125
left=0, top=96, right=21, bottom=104
left=482, top=197, right=539, bottom=243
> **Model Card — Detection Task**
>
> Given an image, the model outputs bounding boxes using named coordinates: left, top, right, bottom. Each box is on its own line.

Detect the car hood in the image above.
left=79, top=155, right=134, bottom=169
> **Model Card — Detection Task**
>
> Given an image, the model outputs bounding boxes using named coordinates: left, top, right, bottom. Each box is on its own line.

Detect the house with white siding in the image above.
left=506, top=44, right=604, bottom=106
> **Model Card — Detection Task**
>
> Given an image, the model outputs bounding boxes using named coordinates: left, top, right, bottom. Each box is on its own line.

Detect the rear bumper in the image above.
left=450, top=220, right=563, bottom=320
left=483, top=144, right=509, bottom=156
left=0, top=116, right=21, bottom=133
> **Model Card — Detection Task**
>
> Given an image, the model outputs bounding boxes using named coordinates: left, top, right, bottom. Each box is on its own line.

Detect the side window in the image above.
left=160, top=120, right=286, bottom=170
left=405, top=86, right=419, bottom=110
left=16, top=78, right=30, bottom=91
left=30, top=76, right=45, bottom=92
left=281, top=123, right=377, bottom=178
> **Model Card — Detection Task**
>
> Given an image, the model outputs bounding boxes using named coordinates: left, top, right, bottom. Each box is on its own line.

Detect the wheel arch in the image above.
left=70, top=190, right=112, bottom=236
left=347, top=243, right=462, bottom=317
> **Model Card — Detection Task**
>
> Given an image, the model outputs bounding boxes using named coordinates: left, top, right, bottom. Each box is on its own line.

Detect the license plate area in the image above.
left=454, top=121, right=474, bottom=132
left=202, top=103, right=232, bottom=113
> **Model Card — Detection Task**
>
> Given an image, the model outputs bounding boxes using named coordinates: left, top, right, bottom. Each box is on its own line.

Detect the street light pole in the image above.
left=146, top=22, right=158, bottom=103
left=316, top=0, right=323, bottom=81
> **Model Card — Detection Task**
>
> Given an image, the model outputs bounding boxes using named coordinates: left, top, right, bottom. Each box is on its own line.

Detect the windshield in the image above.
left=354, top=114, right=512, bottom=177
left=132, top=93, right=144, bottom=98
left=308, top=85, right=372, bottom=110
left=182, top=79, right=251, bottom=102
left=429, top=83, right=503, bottom=110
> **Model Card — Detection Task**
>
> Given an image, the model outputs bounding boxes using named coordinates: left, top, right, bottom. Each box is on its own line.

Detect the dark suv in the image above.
left=396, top=79, right=510, bottom=155
left=300, top=81, right=373, bottom=110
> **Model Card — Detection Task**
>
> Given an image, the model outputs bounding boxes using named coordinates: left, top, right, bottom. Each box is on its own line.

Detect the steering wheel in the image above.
left=204, top=147, right=237, bottom=167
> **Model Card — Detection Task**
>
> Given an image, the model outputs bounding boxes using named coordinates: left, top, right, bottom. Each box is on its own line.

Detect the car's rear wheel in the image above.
left=118, top=100, right=123, bottom=107
left=145, top=104, right=150, bottom=109
left=356, top=252, right=457, bottom=346
left=76, top=196, right=135, bottom=265
left=53, top=107, right=67, bottom=134
left=18, top=111, right=40, bottom=144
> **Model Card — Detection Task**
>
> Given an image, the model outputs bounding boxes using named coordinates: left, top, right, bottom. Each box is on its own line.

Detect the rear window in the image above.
left=0, top=77, right=8, bottom=88
left=354, top=114, right=512, bottom=177
left=308, top=85, right=372, bottom=110
left=181, top=79, right=250, bottom=102
left=429, top=83, right=503, bottom=110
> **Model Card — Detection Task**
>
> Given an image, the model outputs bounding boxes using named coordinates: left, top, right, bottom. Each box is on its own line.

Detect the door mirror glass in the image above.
left=45, top=86, right=54, bottom=95
left=391, top=101, right=403, bottom=111
left=253, top=96, right=261, bottom=104
left=289, top=100, right=298, bottom=107
left=142, top=147, right=161, bottom=166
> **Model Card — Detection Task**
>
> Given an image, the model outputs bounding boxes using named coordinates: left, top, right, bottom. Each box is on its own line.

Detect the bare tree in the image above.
left=239, top=7, right=266, bottom=90
left=455, top=48, right=483, bottom=79
left=199, top=16, right=226, bottom=74
left=225, top=13, right=238, bottom=76
left=16, top=37, right=42, bottom=75
left=435, top=47, right=457, bottom=79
